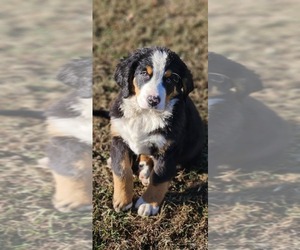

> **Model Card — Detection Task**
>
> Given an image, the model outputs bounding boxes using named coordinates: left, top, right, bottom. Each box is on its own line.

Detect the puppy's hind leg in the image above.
left=111, top=137, right=134, bottom=212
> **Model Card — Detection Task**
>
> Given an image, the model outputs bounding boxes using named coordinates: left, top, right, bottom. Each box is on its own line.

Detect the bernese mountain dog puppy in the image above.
left=45, top=58, right=92, bottom=212
left=109, top=47, right=205, bottom=216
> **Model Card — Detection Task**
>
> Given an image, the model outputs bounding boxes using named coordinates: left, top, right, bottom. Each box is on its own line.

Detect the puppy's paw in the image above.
left=138, top=161, right=151, bottom=186
left=113, top=199, right=132, bottom=212
left=135, top=197, right=159, bottom=216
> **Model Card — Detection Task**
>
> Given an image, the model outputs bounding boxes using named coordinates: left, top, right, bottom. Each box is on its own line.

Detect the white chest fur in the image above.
left=111, top=98, right=177, bottom=155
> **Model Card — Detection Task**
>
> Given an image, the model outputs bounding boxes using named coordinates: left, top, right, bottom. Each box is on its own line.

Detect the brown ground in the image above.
left=209, top=1, right=300, bottom=249
left=93, top=0, right=208, bottom=249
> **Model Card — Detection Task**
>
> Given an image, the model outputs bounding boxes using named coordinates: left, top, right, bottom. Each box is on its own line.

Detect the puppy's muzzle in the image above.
left=147, top=95, right=161, bottom=107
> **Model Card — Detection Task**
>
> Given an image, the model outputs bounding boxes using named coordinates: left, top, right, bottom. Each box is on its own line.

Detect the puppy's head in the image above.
left=57, top=58, right=92, bottom=98
left=114, top=47, right=194, bottom=111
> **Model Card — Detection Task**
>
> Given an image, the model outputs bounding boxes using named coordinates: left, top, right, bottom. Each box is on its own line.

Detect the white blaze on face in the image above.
left=136, top=50, right=168, bottom=111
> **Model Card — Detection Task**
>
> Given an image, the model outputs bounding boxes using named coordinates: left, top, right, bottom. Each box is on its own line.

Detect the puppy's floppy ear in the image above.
left=182, top=67, right=194, bottom=97
left=208, top=52, right=263, bottom=98
left=57, top=58, right=92, bottom=98
left=114, top=49, right=145, bottom=98
left=171, top=51, right=194, bottom=97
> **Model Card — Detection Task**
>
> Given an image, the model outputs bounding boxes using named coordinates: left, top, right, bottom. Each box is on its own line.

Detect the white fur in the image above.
left=135, top=197, right=160, bottom=216
left=111, top=97, right=177, bottom=155
left=47, top=98, right=92, bottom=144
left=137, top=50, right=168, bottom=111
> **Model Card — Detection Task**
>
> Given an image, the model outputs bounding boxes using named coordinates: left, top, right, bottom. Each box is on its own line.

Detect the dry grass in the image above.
left=93, top=0, right=208, bottom=249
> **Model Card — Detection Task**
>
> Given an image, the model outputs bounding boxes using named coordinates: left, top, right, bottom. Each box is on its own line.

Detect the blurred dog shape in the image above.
left=45, top=58, right=92, bottom=212
left=208, top=53, right=290, bottom=172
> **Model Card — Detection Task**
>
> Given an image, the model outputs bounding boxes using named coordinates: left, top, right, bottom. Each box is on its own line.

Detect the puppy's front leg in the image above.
left=111, top=137, right=134, bottom=212
left=135, top=153, right=177, bottom=216
left=135, top=178, right=169, bottom=216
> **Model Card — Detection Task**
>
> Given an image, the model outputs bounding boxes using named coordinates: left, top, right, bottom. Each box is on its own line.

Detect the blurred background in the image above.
left=209, top=0, right=300, bottom=249
left=0, top=1, right=92, bottom=249
left=93, top=0, right=207, bottom=249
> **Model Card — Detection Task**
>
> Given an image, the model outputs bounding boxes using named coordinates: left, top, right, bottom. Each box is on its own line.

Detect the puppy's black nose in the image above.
left=147, top=95, right=161, bottom=107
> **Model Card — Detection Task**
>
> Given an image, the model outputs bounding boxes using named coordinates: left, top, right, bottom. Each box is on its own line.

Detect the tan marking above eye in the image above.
left=146, top=66, right=153, bottom=75
left=164, top=70, right=172, bottom=78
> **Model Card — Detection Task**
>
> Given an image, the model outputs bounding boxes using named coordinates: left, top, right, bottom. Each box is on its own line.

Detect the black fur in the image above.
left=93, top=109, right=110, bottom=119
left=110, top=136, right=136, bottom=177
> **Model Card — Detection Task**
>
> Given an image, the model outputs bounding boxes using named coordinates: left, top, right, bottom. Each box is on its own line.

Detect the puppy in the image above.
left=208, top=52, right=289, bottom=170
left=109, top=47, right=205, bottom=216
left=45, top=58, right=92, bottom=212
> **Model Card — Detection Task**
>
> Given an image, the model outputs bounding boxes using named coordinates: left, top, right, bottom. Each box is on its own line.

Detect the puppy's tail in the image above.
left=93, top=109, right=110, bottom=119
left=0, top=109, right=45, bottom=119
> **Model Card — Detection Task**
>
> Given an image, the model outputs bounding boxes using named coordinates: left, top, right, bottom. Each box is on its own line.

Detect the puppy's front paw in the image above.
left=135, top=197, right=159, bottom=216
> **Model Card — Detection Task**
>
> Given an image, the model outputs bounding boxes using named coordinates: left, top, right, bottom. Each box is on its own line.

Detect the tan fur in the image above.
left=52, top=171, right=92, bottom=212
left=142, top=179, right=170, bottom=207
left=113, top=152, right=134, bottom=211
left=133, top=77, right=140, bottom=96
left=164, top=69, right=172, bottom=78
left=146, top=65, right=153, bottom=75
left=139, top=154, right=153, bottom=167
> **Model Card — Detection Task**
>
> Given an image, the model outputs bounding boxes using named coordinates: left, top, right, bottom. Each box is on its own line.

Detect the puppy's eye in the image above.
left=165, top=74, right=181, bottom=84
left=165, top=77, right=172, bottom=84
left=140, top=71, right=151, bottom=80
left=172, top=74, right=180, bottom=83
